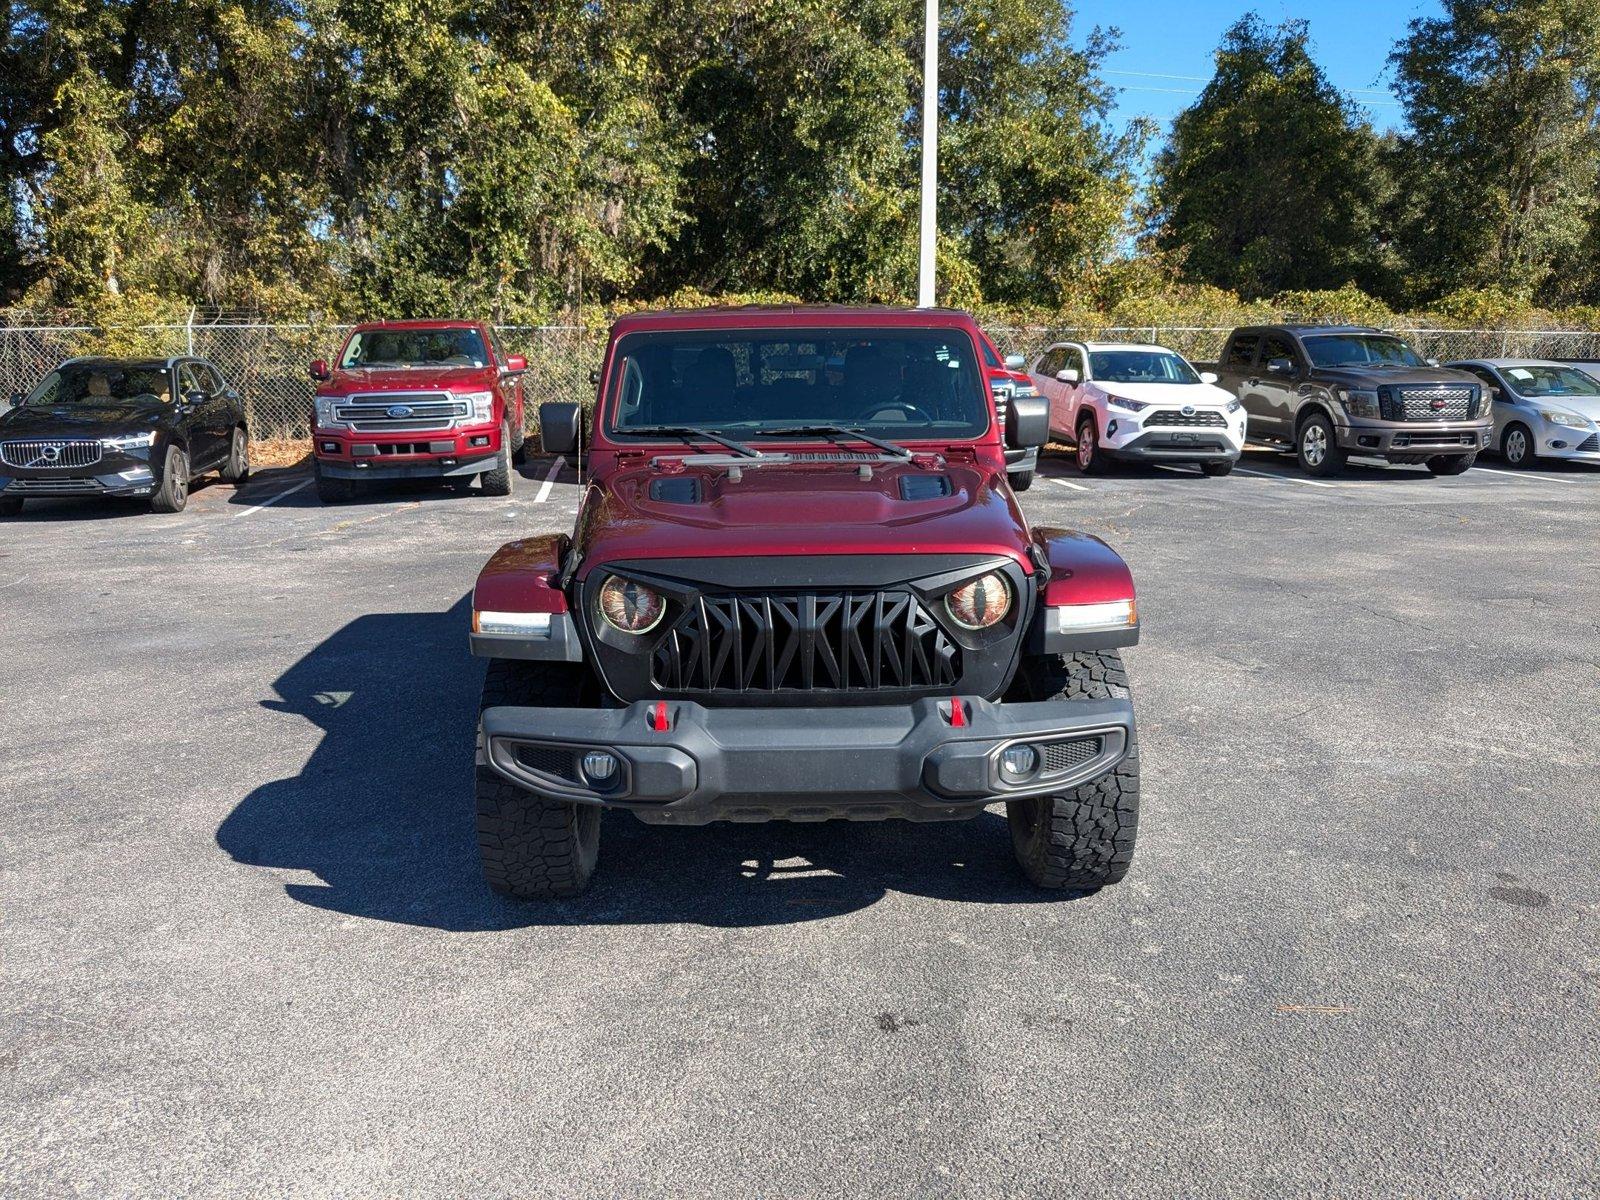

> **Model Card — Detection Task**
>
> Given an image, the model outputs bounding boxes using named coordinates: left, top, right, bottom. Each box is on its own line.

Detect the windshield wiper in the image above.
left=621, top=425, right=764, bottom=458
left=756, top=425, right=914, bottom=459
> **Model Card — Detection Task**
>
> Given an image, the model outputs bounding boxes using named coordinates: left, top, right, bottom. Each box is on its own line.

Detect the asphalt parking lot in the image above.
left=3, top=448, right=1597, bottom=1197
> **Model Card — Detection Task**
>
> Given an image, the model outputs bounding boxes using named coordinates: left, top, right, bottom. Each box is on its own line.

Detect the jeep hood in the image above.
left=575, top=458, right=1033, bottom=572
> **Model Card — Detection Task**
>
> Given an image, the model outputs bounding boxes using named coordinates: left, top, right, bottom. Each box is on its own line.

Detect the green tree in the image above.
left=1389, top=0, right=1600, bottom=303
left=1147, top=14, right=1391, bottom=300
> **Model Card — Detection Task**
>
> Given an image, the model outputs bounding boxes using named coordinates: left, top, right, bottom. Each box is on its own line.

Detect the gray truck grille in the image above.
left=0, top=440, right=104, bottom=469
left=333, top=393, right=469, bottom=433
left=1147, top=409, right=1227, bottom=428
left=653, top=590, right=960, bottom=695
left=1382, top=386, right=1475, bottom=421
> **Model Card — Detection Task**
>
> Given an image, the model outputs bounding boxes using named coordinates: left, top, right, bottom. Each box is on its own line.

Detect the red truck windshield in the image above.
left=606, top=328, right=990, bottom=440
left=340, top=328, right=488, bottom=369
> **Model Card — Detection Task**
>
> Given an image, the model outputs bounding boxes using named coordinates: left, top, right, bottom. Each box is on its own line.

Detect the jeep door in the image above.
left=1252, top=332, right=1305, bottom=441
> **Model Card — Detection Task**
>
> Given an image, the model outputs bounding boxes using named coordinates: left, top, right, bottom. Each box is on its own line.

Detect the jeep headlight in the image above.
left=1105, top=394, right=1149, bottom=414
left=313, top=394, right=344, bottom=428
left=1338, top=388, right=1380, bottom=418
left=946, top=572, right=1012, bottom=630
left=597, top=575, right=666, bottom=634
left=458, top=390, right=495, bottom=423
left=100, top=432, right=157, bottom=450
left=1540, top=408, right=1591, bottom=428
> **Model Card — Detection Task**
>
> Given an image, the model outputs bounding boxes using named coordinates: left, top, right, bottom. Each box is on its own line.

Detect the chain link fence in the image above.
left=4, top=318, right=1599, bottom=446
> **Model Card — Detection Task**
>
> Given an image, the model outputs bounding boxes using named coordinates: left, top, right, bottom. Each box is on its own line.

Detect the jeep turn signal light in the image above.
left=1050, top=598, right=1136, bottom=634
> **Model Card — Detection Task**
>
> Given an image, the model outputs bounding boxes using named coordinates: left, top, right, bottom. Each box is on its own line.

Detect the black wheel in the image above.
left=479, top=420, right=515, bottom=497
left=1501, top=423, right=1536, bottom=468
left=1003, top=651, right=1140, bottom=891
left=476, top=660, right=600, bottom=899
left=313, top=458, right=357, bottom=503
left=510, top=413, right=528, bottom=465
left=1426, top=453, right=1475, bottom=476
left=150, top=445, right=190, bottom=512
left=1075, top=414, right=1111, bottom=475
left=220, top=426, right=250, bottom=483
left=1296, top=411, right=1347, bottom=476
left=1010, top=469, right=1034, bottom=492
left=1201, top=459, right=1235, bottom=477
left=0, top=496, right=22, bottom=516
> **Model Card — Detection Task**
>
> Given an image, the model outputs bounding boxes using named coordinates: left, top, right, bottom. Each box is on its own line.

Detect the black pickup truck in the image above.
left=1203, top=325, right=1493, bottom=476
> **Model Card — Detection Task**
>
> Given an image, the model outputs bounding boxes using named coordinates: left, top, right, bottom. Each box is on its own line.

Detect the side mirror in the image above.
left=539, top=401, right=582, bottom=455
left=1266, top=357, right=1294, bottom=375
left=309, top=358, right=331, bottom=382
left=183, top=390, right=206, bottom=406
left=588, top=367, right=601, bottom=387
left=1055, top=368, right=1079, bottom=384
left=1003, top=353, right=1026, bottom=370
left=7, top=391, right=22, bottom=408
left=1005, top=392, right=1049, bottom=450
left=1200, top=371, right=1219, bottom=385
left=504, top=354, right=527, bottom=373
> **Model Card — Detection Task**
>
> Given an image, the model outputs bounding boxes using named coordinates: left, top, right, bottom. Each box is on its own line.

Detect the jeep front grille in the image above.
left=333, top=393, right=470, bottom=433
left=652, top=590, right=960, bottom=694
left=1147, top=409, right=1226, bottom=428
left=0, top=439, right=103, bottom=469
left=1380, top=386, right=1475, bottom=422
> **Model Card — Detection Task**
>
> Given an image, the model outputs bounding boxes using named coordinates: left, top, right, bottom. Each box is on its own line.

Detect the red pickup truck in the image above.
left=308, top=319, right=528, bottom=502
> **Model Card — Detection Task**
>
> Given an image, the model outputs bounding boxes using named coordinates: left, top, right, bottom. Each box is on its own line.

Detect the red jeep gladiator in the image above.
left=308, top=319, right=528, bottom=502
left=468, top=306, right=1140, bottom=898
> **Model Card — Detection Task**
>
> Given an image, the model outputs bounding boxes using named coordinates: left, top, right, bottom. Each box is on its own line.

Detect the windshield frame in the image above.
left=1302, top=333, right=1428, bottom=370
left=1086, top=349, right=1201, bottom=386
left=338, top=326, right=491, bottom=370
left=601, top=325, right=993, bottom=445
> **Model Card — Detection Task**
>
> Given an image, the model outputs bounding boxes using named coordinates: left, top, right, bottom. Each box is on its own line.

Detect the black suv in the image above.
left=1206, top=325, right=1494, bottom=476
left=0, top=357, right=250, bottom=514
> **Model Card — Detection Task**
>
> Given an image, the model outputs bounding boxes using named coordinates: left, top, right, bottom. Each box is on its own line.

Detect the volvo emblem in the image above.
left=386, top=404, right=414, bottom=419
left=1181, top=405, right=1196, bottom=417
left=40, top=445, right=60, bottom=462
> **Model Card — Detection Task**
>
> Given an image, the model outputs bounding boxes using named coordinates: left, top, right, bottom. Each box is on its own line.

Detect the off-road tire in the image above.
left=1296, top=411, right=1347, bottom=476
left=479, top=420, right=515, bottom=497
left=220, top=425, right=250, bottom=483
left=1426, top=453, right=1475, bottom=476
left=0, top=496, right=22, bottom=516
left=1501, top=423, right=1535, bottom=468
left=1010, top=469, right=1034, bottom=492
left=476, top=659, right=600, bottom=899
left=313, top=458, right=357, bottom=503
left=510, top=414, right=528, bottom=464
left=150, top=445, right=190, bottom=513
left=1004, top=650, right=1140, bottom=891
left=1076, top=414, right=1111, bottom=475
left=1201, top=459, right=1235, bottom=477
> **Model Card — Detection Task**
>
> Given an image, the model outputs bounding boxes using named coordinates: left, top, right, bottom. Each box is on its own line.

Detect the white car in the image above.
left=1029, top=342, right=1247, bottom=475
left=1445, top=359, right=1600, bottom=469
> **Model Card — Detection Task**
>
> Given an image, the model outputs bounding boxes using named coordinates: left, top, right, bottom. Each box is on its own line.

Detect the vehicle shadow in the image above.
left=215, top=598, right=1076, bottom=931
left=223, top=462, right=539, bottom=508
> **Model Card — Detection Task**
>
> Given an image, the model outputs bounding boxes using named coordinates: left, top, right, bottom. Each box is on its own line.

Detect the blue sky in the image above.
left=1072, top=0, right=1447, bottom=136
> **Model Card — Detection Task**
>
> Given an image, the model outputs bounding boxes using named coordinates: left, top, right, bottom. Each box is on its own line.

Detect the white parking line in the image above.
left=1472, top=465, right=1575, bottom=484
left=232, top=478, right=311, bottom=517
left=1232, top=467, right=1337, bottom=488
left=1049, top=477, right=1091, bottom=492
left=533, top=458, right=564, bottom=503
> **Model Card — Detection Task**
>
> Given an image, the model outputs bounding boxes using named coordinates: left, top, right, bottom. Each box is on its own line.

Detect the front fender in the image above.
left=1027, top=527, right=1139, bottom=653
left=470, top=534, right=583, bottom=661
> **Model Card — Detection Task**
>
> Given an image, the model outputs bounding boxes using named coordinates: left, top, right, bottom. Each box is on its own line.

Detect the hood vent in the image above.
left=898, top=474, right=953, bottom=501
left=649, top=476, right=703, bottom=505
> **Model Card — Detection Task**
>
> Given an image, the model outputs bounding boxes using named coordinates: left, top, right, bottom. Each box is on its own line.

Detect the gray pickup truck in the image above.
left=1203, top=325, right=1494, bottom=476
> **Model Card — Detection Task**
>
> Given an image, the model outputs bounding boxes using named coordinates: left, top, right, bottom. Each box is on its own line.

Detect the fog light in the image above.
left=1000, top=745, right=1038, bottom=782
left=1107, top=419, right=1118, bottom=436
left=582, top=751, right=618, bottom=784
left=320, top=441, right=338, bottom=453
left=470, top=435, right=489, bottom=447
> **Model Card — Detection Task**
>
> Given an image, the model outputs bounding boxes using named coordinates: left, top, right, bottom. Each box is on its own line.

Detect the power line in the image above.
left=1104, top=68, right=1394, bottom=95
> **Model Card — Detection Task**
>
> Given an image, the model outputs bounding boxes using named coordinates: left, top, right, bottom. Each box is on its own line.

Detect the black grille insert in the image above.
left=1147, top=409, right=1227, bottom=428
left=1041, top=736, right=1102, bottom=774
left=652, top=591, right=960, bottom=694
left=515, top=745, right=579, bottom=781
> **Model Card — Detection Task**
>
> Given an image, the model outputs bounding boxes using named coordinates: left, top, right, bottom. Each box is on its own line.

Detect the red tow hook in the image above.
left=649, top=701, right=671, bottom=732
left=947, top=697, right=967, bottom=727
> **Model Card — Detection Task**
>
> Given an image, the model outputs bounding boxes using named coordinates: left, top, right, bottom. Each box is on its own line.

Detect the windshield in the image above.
left=26, top=365, right=172, bottom=406
left=339, top=328, right=488, bottom=369
left=1303, top=335, right=1427, bottom=369
left=1499, top=364, right=1600, bottom=399
left=1088, top=350, right=1200, bottom=385
left=605, top=328, right=990, bottom=440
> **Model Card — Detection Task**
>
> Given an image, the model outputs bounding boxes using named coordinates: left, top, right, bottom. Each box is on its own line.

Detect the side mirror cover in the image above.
left=309, top=358, right=331, bottom=382
left=1055, top=368, right=1079, bottom=384
left=1200, top=371, right=1219, bottom=385
left=1005, top=392, right=1049, bottom=450
left=1267, top=357, right=1294, bottom=375
left=1003, top=353, right=1026, bottom=370
left=540, top=401, right=582, bottom=455
left=183, top=390, right=206, bottom=406
left=505, top=354, right=527, bottom=373
left=7, top=391, right=22, bottom=407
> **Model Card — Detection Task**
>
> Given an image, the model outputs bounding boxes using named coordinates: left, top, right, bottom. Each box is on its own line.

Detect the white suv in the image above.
left=1030, top=342, right=1247, bottom=476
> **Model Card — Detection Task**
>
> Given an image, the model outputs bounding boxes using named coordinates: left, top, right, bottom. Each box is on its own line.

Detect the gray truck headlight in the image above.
left=1338, top=388, right=1380, bottom=418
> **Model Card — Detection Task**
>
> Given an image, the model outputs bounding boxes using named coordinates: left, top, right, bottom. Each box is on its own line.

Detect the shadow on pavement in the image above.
left=216, top=597, right=1075, bottom=931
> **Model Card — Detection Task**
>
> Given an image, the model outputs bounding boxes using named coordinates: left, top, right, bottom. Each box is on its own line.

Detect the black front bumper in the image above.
left=0, top=465, right=157, bottom=498
left=479, top=695, right=1134, bottom=824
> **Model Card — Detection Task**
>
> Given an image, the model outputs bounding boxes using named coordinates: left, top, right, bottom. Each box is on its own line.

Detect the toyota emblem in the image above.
left=1181, top=405, right=1195, bottom=417
left=387, top=404, right=414, bottom=419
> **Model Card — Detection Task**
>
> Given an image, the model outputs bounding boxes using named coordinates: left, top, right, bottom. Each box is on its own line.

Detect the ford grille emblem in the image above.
left=1181, top=405, right=1195, bottom=416
left=387, top=404, right=414, bottom=419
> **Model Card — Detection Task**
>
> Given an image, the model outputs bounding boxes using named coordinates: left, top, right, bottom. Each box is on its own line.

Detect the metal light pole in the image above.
left=917, top=0, right=938, bottom=308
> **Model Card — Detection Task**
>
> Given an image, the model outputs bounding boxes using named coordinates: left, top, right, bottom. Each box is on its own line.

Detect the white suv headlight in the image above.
left=458, top=391, right=495, bottom=423
left=101, top=432, right=157, bottom=450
